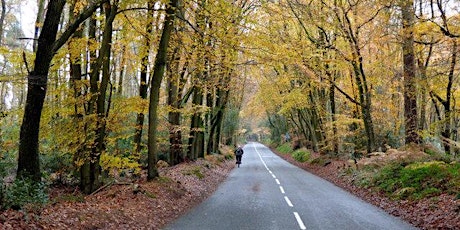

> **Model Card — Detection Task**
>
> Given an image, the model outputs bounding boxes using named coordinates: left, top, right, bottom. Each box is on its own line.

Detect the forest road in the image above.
left=163, top=142, right=417, bottom=230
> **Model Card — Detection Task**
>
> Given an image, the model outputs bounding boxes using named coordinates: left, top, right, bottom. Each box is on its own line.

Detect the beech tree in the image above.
left=133, top=0, right=156, bottom=155
left=147, top=0, right=179, bottom=180
left=17, top=0, right=106, bottom=182
left=401, top=0, right=419, bottom=144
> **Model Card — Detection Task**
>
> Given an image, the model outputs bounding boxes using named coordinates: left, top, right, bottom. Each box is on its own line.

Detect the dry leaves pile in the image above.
left=276, top=151, right=460, bottom=230
left=0, top=159, right=234, bottom=230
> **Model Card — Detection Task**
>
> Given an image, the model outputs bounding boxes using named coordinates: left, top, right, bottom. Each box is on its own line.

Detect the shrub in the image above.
left=2, top=178, right=49, bottom=210
left=183, top=166, right=204, bottom=179
left=0, top=149, right=16, bottom=179
left=372, top=161, right=459, bottom=200
left=224, top=153, right=234, bottom=160
left=292, top=149, right=310, bottom=163
left=205, top=154, right=226, bottom=165
left=276, top=143, right=292, bottom=154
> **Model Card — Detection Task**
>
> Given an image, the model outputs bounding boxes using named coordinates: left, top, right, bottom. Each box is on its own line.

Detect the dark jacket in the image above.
left=234, top=147, right=244, bottom=156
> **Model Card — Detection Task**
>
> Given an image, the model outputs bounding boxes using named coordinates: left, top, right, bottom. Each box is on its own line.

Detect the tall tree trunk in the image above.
left=401, top=0, right=419, bottom=144
left=188, top=86, right=205, bottom=160
left=213, top=89, right=229, bottom=153
left=0, top=0, right=6, bottom=45
left=332, top=1, right=376, bottom=152
left=80, top=2, right=117, bottom=194
left=68, top=1, right=83, bottom=116
left=80, top=8, right=99, bottom=193
left=352, top=59, right=375, bottom=153
left=117, top=45, right=126, bottom=95
left=207, top=68, right=232, bottom=154
left=205, top=87, right=213, bottom=154
left=326, top=68, right=338, bottom=154
left=17, top=0, right=66, bottom=181
left=33, top=0, right=46, bottom=52
left=147, top=0, right=179, bottom=180
left=207, top=83, right=230, bottom=155
left=167, top=48, right=186, bottom=165
left=442, top=40, right=457, bottom=153
left=432, top=40, right=457, bottom=153
left=417, top=43, right=433, bottom=131
left=133, top=0, right=155, bottom=155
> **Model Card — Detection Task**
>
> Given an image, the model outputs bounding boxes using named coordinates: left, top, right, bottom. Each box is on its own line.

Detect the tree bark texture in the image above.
left=33, top=0, right=46, bottom=52
left=207, top=86, right=230, bottom=155
left=167, top=48, right=186, bottom=165
left=80, top=2, right=117, bottom=194
left=0, top=0, right=6, bottom=45
left=188, top=86, right=205, bottom=160
left=18, top=0, right=66, bottom=181
left=401, top=0, right=419, bottom=145
left=134, top=0, right=155, bottom=155
left=147, top=0, right=179, bottom=180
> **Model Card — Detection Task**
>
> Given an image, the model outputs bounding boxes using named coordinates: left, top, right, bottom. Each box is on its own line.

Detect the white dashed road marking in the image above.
left=294, top=212, right=307, bottom=230
left=253, top=143, right=306, bottom=230
left=284, top=196, right=293, bottom=207
left=279, top=186, right=285, bottom=194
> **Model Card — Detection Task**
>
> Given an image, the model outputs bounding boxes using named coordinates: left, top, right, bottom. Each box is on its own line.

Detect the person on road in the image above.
left=234, top=145, right=244, bottom=164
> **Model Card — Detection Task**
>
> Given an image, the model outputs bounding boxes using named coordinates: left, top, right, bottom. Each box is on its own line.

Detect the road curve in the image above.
left=163, top=142, right=417, bottom=230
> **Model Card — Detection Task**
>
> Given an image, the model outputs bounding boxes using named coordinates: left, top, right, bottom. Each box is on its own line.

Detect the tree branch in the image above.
left=52, top=0, right=109, bottom=53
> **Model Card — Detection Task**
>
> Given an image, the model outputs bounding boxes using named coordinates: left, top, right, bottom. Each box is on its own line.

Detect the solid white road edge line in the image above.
left=294, top=212, right=307, bottom=230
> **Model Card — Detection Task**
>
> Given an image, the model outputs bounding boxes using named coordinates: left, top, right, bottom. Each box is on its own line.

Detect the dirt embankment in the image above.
left=274, top=149, right=460, bottom=230
left=0, top=158, right=235, bottom=230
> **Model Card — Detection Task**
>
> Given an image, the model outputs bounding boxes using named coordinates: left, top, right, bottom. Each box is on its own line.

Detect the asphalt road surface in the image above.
left=164, top=142, right=417, bottom=230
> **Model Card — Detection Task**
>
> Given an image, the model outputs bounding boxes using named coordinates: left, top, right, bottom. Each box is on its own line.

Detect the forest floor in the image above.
left=274, top=150, right=460, bottom=230
left=0, top=156, right=234, bottom=230
left=1, top=148, right=459, bottom=229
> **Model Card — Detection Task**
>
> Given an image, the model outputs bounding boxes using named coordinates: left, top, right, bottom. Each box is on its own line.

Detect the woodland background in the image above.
left=0, top=0, right=459, bottom=227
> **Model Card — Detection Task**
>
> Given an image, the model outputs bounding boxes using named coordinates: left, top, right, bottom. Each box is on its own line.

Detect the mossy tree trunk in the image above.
left=401, top=0, right=419, bottom=145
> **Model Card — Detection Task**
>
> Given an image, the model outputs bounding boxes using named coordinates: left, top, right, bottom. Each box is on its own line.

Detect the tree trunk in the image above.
left=188, top=86, right=205, bottom=160
left=117, top=45, right=126, bottom=95
left=442, top=40, right=457, bottom=153
left=80, top=2, right=117, bottom=194
left=417, top=43, right=433, bottom=131
left=167, top=48, right=186, bottom=165
left=207, top=85, right=229, bottom=154
left=327, top=69, right=338, bottom=154
left=17, top=0, right=66, bottom=181
left=147, top=0, right=179, bottom=180
left=68, top=2, right=83, bottom=116
left=432, top=40, right=458, bottom=153
left=351, top=58, right=375, bottom=153
left=0, top=0, right=6, bottom=45
left=401, top=0, right=419, bottom=144
left=80, top=9, right=98, bottom=194
left=133, top=0, right=155, bottom=155
left=213, top=89, right=229, bottom=153
left=33, top=0, right=46, bottom=52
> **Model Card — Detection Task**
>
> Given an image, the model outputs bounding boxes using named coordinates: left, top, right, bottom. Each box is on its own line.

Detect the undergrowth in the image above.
left=276, top=143, right=292, bottom=154
left=292, top=149, right=311, bottom=163
left=182, top=166, right=204, bottom=179
left=354, top=160, right=460, bottom=200
left=1, top=177, right=49, bottom=210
